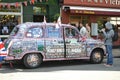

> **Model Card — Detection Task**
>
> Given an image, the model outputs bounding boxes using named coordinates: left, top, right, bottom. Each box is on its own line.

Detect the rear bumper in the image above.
left=0, top=51, right=8, bottom=62
left=4, top=56, right=15, bottom=61
left=0, top=56, right=6, bottom=62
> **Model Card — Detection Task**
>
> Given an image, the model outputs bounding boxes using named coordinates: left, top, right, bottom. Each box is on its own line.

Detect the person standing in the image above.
left=79, top=22, right=88, bottom=41
left=85, top=23, right=91, bottom=38
left=75, top=22, right=81, bottom=31
left=79, top=22, right=87, bottom=37
left=101, top=21, right=114, bottom=67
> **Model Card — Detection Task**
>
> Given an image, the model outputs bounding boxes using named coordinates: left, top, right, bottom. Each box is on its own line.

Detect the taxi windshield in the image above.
left=10, top=27, right=19, bottom=36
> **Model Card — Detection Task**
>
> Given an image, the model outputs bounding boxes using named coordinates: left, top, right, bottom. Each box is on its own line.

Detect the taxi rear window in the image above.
left=46, top=26, right=61, bottom=38
left=26, top=27, right=43, bottom=38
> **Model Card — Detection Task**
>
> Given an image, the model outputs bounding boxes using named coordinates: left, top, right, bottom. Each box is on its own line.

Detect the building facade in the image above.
left=61, top=0, right=120, bottom=46
left=0, top=0, right=60, bottom=40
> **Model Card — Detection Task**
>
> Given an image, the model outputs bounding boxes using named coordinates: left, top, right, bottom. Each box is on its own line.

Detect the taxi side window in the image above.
left=65, top=28, right=79, bottom=38
left=46, top=26, right=61, bottom=38
left=26, top=27, right=43, bottom=38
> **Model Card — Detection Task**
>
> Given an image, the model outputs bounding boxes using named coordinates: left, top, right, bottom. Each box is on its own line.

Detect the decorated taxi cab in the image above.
left=4, top=22, right=106, bottom=68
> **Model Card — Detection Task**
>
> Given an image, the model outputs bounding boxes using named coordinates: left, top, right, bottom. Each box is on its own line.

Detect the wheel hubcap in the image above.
left=93, top=52, right=101, bottom=62
left=27, top=54, right=39, bottom=67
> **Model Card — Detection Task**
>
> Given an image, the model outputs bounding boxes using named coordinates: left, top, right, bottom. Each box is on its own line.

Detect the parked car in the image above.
left=4, top=22, right=106, bottom=68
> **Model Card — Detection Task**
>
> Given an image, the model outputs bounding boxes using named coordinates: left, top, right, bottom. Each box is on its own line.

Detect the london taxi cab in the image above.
left=4, top=22, right=106, bottom=68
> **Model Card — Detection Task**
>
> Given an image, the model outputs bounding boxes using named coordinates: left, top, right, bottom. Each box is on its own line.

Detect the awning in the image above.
left=63, top=6, right=120, bottom=15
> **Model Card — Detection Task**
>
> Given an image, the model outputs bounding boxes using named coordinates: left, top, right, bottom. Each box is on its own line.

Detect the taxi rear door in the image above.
left=45, top=25, right=64, bottom=59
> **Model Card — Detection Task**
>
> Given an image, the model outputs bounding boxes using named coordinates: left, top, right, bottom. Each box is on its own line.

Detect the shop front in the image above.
left=61, top=0, right=120, bottom=46
left=0, top=0, right=60, bottom=41
left=0, top=3, right=22, bottom=40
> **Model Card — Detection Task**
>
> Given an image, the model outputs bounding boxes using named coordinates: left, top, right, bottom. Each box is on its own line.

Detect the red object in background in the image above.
left=0, top=40, right=7, bottom=62
left=15, top=2, right=19, bottom=8
left=0, top=41, right=4, bottom=51
left=31, top=0, right=35, bottom=4
left=24, top=1, right=28, bottom=6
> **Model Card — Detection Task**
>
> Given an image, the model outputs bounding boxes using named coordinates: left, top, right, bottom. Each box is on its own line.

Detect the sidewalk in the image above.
left=113, top=48, right=120, bottom=58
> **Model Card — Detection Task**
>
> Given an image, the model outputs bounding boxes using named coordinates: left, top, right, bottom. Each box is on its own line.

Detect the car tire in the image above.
left=23, top=53, right=42, bottom=69
left=90, top=49, right=104, bottom=64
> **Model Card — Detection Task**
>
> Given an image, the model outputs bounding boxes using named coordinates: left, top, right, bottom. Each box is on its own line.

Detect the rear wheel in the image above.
left=23, top=53, right=42, bottom=69
left=90, top=49, right=104, bottom=64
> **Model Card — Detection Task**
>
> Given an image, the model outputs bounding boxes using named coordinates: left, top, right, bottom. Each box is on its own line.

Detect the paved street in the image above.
left=0, top=49, right=120, bottom=80
left=113, top=48, right=120, bottom=58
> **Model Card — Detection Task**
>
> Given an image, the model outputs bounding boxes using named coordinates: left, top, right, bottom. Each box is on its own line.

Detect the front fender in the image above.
left=86, top=43, right=106, bottom=57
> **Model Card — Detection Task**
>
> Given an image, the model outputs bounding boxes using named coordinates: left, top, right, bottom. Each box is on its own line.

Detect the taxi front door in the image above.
left=64, top=27, right=86, bottom=58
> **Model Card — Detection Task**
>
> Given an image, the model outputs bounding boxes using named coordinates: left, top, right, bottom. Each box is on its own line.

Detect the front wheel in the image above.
left=23, top=53, right=42, bottom=69
left=90, top=49, right=104, bottom=64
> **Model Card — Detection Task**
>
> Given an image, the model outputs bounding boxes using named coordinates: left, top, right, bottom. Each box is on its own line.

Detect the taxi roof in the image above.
left=17, top=22, right=74, bottom=28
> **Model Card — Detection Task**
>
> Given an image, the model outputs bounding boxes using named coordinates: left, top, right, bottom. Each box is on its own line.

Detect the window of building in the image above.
left=70, top=15, right=89, bottom=26
left=33, top=6, right=47, bottom=15
left=110, top=17, right=120, bottom=41
left=70, top=15, right=81, bottom=25
left=82, top=16, right=89, bottom=25
left=0, top=5, right=21, bottom=12
left=110, top=17, right=120, bottom=25
left=0, top=3, right=22, bottom=41
left=0, top=15, right=21, bottom=35
left=96, top=16, right=120, bottom=41
left=97, top=16, right=107, bottom=29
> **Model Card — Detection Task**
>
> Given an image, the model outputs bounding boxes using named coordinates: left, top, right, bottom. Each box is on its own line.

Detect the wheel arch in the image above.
left=90, top=48, right=105, bottom=64
left=90, top=47, right=105, bottom=57
left=22, top=52, right=44, bottom=61
left=22, top=52, right=44, bottom=68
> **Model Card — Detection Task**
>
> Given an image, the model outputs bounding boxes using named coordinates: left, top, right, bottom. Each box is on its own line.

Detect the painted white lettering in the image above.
left=47, top=49, right=55, bottom=53
left=71, top=49, right=81, bottom=53
left=118, top=0, right=120, bottom=5
left=105, top=0, right=109, bottom=4
left=81, top=0, right=84, bottom=2
left=94, top=0, right=98, bottom=3
left=116, top=0, right=118, bottom=4
left=111, top=0, right=116, bottom=5
left=57, top=49, right=63, bottom=52
left=80, top=0, right=120, bottom=5
left=100, top=0, right=103, bottom=3
left=88, top=0, right=92, bottom=2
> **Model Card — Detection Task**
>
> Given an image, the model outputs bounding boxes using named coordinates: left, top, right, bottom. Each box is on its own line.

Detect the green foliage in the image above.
left=53, top=13, right=60, bottom=21
left=48, top=0, right=58, bottom=5
left=1, top=0, right=26, bottom=3
left=13, top=49, right=22, bottom=54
